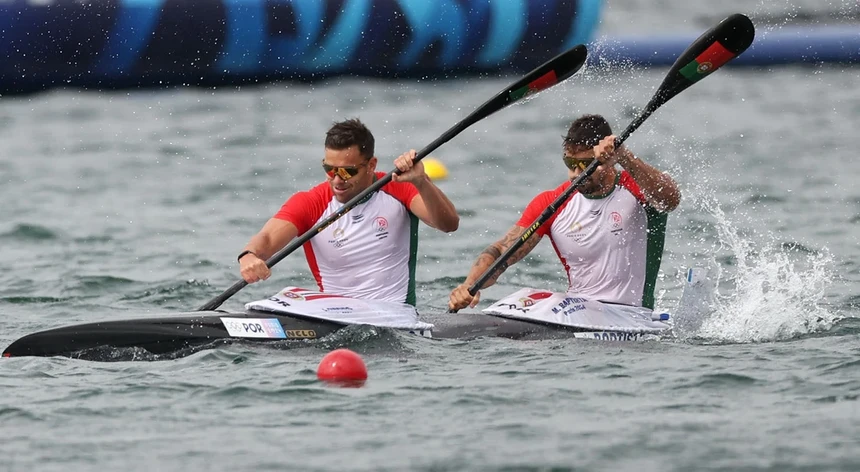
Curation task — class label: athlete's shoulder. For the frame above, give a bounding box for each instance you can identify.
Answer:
[516,182,573,235]
[274,181,332,227]
[618,171,647,203]
[379,171,419,206]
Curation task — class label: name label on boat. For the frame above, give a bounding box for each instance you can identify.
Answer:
[573,331,644,342]
[221,317,287,339]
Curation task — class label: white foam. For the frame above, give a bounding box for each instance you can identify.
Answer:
[693,198,841,343]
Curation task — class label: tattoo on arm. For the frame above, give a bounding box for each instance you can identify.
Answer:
[479,245,502,260]
[505,228,542,266]
[481,226,541,283]
[471,246,501,271]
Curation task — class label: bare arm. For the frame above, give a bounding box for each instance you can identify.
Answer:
[617,150,681,212]
[408,175,460,232]
[464,225,542,287]
[448,225,543,310]
[239,218,299,283]
[594,135,681,212]
[393,149,459,232]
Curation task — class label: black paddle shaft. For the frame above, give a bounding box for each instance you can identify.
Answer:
[457,14,755,307]
[197,44,590,312]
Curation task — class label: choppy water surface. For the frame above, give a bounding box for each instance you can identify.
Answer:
[3,1,860,470]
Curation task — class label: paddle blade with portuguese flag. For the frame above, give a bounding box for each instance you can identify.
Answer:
[466,44,588,124]
[651,13,755,109]
[508,62,568,101]
[506,43,587,102]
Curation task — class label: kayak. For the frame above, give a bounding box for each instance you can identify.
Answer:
[3,285,676,360]
[2,309,619,359]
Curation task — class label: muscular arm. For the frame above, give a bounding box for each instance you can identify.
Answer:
[408,175,460,232]
[392,150,459,233]
[242,218,299,261]
[464,225,543,288]
[448,224,542,310]
[618,151,681,212]
[594,137,681,212]
[238,217,300,283]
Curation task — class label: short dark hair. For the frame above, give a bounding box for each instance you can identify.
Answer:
[325,119,375,160]
[563,114,613,151]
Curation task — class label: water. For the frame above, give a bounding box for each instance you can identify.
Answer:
[3,1,860,471]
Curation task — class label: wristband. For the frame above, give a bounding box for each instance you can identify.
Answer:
[237,250,256,262]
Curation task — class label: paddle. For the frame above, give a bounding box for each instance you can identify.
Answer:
[197,44,589,312]
[452,13,755,312]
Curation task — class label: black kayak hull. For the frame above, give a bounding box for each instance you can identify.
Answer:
[2,310,600,359]
[2,310,336,358]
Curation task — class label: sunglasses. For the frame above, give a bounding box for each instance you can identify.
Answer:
[322,160,368,180]
[563,155,595,171]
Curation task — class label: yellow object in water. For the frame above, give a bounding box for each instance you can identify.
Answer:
[423,157,448,181]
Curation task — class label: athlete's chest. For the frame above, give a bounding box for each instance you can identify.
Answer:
[315,193,411,250]
[550,190,647,250]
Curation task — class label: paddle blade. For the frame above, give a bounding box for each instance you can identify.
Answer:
[651,13,755,110]
[463,44,588,126]
[505,44,588,101]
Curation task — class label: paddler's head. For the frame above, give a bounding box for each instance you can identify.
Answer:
[562,114,617,196]
[323,119,378,203]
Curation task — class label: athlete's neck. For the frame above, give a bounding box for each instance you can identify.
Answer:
[580,168,619,198]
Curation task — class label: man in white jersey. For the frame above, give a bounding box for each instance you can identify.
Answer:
[448,114,681,311]
[238,119,459,306]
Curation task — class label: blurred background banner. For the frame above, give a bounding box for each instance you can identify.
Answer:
[3,0,859,95]
[0,0,601,94]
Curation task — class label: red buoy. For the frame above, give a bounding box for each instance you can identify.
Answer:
[317,348,367,387]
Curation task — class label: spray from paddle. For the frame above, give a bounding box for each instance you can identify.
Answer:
[690,198,840,343]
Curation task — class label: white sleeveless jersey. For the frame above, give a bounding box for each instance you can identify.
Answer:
[516,172,668,309]
[274,173,420,305]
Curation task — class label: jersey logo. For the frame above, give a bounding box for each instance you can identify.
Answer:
[352,214,365,223]
[329,227,349,247]
[373,217,389,240]
[610,212,623,234]
[565,221,587,243]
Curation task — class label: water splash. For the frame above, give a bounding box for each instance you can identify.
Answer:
[691,197,841,344]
